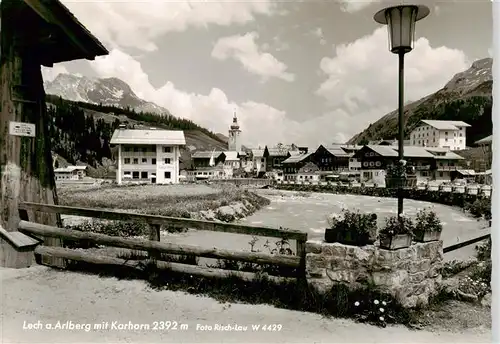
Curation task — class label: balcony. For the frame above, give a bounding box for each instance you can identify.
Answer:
[415,165,431,171]
[436,165,459,171]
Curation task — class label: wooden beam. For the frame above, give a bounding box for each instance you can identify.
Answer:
[22,0,93,59]
[443,233,490,253]
[18,221,302,268]
[34,246,294,284]
[19,202,308,241]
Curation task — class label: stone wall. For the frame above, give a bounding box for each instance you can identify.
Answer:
[306,240,443,308]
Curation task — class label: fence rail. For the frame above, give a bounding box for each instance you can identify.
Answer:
[18,202,307,281]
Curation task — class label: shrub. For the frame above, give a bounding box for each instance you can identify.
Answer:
[415,208,443,233]
[379,214,415,239]
[466,198,492,220]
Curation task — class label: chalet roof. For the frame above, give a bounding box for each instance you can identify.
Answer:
[457,169,476,176]
[110,129,186,145]
[325,147,351,157]
[251,149,265,158]
[394,146,435,158]
[267,148,289,157]
[224,151,239,160]
[365,145,399,157]
[475,135,492,145]
[23,0,108,65]
[54,165,86,173]
[191,151,223,159]
[429,151,464,160]
[283,152,313,164]
[420,120,471,130]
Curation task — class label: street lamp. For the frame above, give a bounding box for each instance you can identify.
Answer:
[374,4,430,219]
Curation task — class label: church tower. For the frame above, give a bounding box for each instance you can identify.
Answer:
[228,110,241,152]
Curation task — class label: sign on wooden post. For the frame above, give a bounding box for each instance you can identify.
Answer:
[9,121,35,137]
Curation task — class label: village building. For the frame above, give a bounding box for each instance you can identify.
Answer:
[110,128,186,185]
[54,166,87,181]
[312,145,351,172]
[355,145,465,186]
[282,152,314,181]
[265,146,291,172]
[295,162,321,183]
[250,149,268,176]
[410,120,470,150]
[223,151,240,178]
[191,151,225,169]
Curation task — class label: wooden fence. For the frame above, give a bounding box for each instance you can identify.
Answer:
[16,202,308,282]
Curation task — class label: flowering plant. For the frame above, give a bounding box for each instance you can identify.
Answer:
[378,214,415,239]
[352,297,392,328]
[415,208,443,233]
[327,209,377,235]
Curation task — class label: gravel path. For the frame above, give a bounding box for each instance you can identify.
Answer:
[0,266,490,343]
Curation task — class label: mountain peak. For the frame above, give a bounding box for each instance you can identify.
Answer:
[443,57,492,94]
[44,73,170,116]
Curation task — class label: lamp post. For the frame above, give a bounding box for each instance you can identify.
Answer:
[374,4,430,219]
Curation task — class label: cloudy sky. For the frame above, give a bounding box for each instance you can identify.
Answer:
[43,0,492,148]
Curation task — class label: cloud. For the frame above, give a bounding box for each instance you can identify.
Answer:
[338,0,381,13]
[88,49,305,146]
[62,0,276,52]
[311,27,327,46]
[211,32,295,82]
[316,27,468,139]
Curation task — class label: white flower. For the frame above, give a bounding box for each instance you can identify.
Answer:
[374,300,379,305]
[379,308,384,313]
[379,316,385,322]
[382,301,387,306]
[354,301,360,307]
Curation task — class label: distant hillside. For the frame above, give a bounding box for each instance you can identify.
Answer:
[216,133,229,143]
[45,95,227,173]
[348,58,493,146]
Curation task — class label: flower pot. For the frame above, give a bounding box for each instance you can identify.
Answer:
[379,234,412,250]
[324,228,375,246]
[413,230,441,243]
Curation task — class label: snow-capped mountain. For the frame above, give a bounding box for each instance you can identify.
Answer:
[44,73,170,115]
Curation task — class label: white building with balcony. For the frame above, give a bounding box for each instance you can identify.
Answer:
[410,120,470,150]
[110,129,186,185]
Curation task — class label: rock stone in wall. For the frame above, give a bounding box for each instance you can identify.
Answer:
[305,240,443,308]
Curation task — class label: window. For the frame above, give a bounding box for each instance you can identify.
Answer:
[164,158,171,164]
[133,158,138,164]
[445,131,448,135]
[459,133,463,137]
[141,158,148,164]
[164,171,171,179]
[132,171,139,179]
[433,138,436,142]
[163,146,172,153]
[141,171,148,179]
[124,158,130,164]
[142,147,147,153]
[152,158,156,165]
[133,147,139,152]
[445,138,448,142]
[124,146,130,152]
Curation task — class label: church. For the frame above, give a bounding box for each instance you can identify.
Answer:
[186,112,253,180]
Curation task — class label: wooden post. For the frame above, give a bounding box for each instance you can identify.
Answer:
[148,224,161,261]
[295,239,306,279]
[0,1,64,268]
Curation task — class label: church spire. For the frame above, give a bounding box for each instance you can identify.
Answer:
[230,109,240,130]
